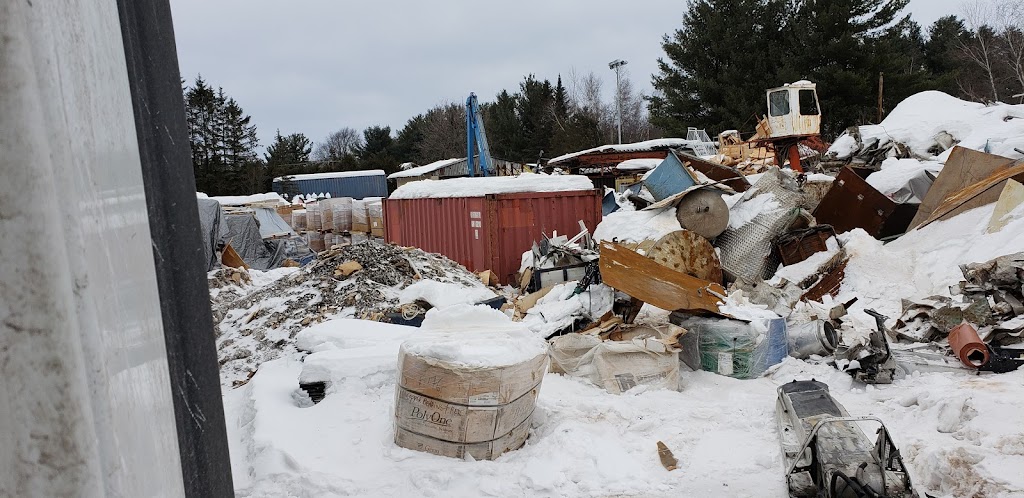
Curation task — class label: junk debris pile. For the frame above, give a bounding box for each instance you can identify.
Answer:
[210,239,491,386]
[215,88,1024,497]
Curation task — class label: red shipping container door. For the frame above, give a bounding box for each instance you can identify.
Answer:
[385,190,603,285]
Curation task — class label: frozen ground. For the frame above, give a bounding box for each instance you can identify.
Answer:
[216,203,1024,498]
[223,315,1024,497]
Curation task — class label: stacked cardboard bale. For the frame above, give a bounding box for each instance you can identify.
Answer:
[393,305,549,460]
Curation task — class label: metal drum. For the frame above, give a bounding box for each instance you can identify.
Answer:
[787,320,838,358]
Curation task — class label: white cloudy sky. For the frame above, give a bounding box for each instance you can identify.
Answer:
[169,0,964,150]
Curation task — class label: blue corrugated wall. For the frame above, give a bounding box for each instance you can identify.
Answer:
[273,175,387,199]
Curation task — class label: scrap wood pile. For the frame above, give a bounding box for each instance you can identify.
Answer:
[506,90,1024,395]
[210,239,490,385]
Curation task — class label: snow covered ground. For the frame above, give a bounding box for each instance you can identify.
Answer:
[214,198,1024,498]
[223,315,1024,497]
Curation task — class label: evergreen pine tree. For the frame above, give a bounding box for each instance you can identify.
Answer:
[516,75,555,162]
[925,16,970,95]
[264,131,312,191]
[356,126,398,175]
[483,90,521,160]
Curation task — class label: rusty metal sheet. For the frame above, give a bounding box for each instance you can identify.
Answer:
[811,166,917,238]
[623,230,724,284]
[599,241,725,314]
[801,258,847,302]
[909,146,1016,229]
[775,226,835,266]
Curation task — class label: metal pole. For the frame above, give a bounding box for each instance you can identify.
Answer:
[609,59,627,144]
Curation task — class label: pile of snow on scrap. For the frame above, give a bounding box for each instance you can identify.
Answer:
[389,172,594,199]
[826,91,1024,165]
[211,239,488,386]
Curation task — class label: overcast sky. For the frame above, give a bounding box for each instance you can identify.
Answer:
[170,0,964,151]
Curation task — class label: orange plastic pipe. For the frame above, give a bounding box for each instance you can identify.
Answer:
[948,322,990,368]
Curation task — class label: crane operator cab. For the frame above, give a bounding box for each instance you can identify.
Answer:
[766,81,821,139]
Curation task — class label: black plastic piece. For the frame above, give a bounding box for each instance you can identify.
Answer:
[116,2,234,495]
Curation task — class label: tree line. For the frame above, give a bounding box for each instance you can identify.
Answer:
[650,0,1024,139]
[184,69,651,196]
[186,0,1022,196]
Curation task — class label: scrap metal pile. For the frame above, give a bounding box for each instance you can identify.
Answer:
[509,119,1024,394]
[210,239,487,385]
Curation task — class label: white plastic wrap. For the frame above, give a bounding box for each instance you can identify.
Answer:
[306,203,323,231]
[331,197,353,232]
[291,209,308,230]
[1,2,185,494]
[352,199,369,233]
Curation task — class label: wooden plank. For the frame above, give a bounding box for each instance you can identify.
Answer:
[918,162,1024,229]
[909,147,1015,229]
[221,242,249,269]
[599,241,725,314]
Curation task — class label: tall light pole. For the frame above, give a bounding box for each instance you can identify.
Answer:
[608,59,627,144]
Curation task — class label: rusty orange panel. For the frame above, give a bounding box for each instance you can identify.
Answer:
[385,190,602,285]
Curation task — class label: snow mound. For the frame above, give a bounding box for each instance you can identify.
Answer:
[398,279,497,309]
[827,91,1024,161]
[616,158,663,171]
[593,208,681,243]
[201,192,288,206]
[389,173,594,199]
[401,304,548,368]
[294,318,418,353]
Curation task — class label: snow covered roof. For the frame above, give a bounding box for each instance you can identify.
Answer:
[198,192,288,206]
[616,158,663,171]
[388,158,462,179]
[398,162,418,170]
[388,173,594,199]
[272,169,385,182]
[547,138,706,165]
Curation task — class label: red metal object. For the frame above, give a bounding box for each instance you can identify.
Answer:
[384,190,603,285]
[948,322,990,369]
[776,226,837,266]
[812,166,919,239]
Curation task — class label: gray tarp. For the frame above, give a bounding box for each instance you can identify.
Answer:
[197,198,229,271]
[197,199,308,271]
[252,207,314,264]
[223,212,288,270]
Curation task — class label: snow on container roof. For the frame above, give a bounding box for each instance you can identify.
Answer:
[387,158,462,179]
[198,192,288,206]
[616,158,663,171]
[389,173,594,199]
[272,169,385,182]
[547,138,703,165]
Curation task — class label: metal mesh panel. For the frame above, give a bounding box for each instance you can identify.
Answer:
[717,168,805,282]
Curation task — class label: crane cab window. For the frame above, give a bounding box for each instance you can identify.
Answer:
[769,90,790,117]
[798,89,819,115]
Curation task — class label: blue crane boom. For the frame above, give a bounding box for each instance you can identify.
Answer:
[465,93,492,177]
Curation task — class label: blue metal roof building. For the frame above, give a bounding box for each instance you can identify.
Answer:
[273,170,387,199]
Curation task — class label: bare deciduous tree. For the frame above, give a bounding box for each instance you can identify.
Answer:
[996,0,1024,98]
[312,127,362,161]
[417,102,466,161]
[959,0,1003,101]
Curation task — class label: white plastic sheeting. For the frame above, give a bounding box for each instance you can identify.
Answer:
[0,1,184,496]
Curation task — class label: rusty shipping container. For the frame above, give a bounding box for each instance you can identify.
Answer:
[385,190,603,285]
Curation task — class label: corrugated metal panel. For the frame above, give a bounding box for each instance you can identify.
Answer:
[274,174,387,199]
[385,190,602,285]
